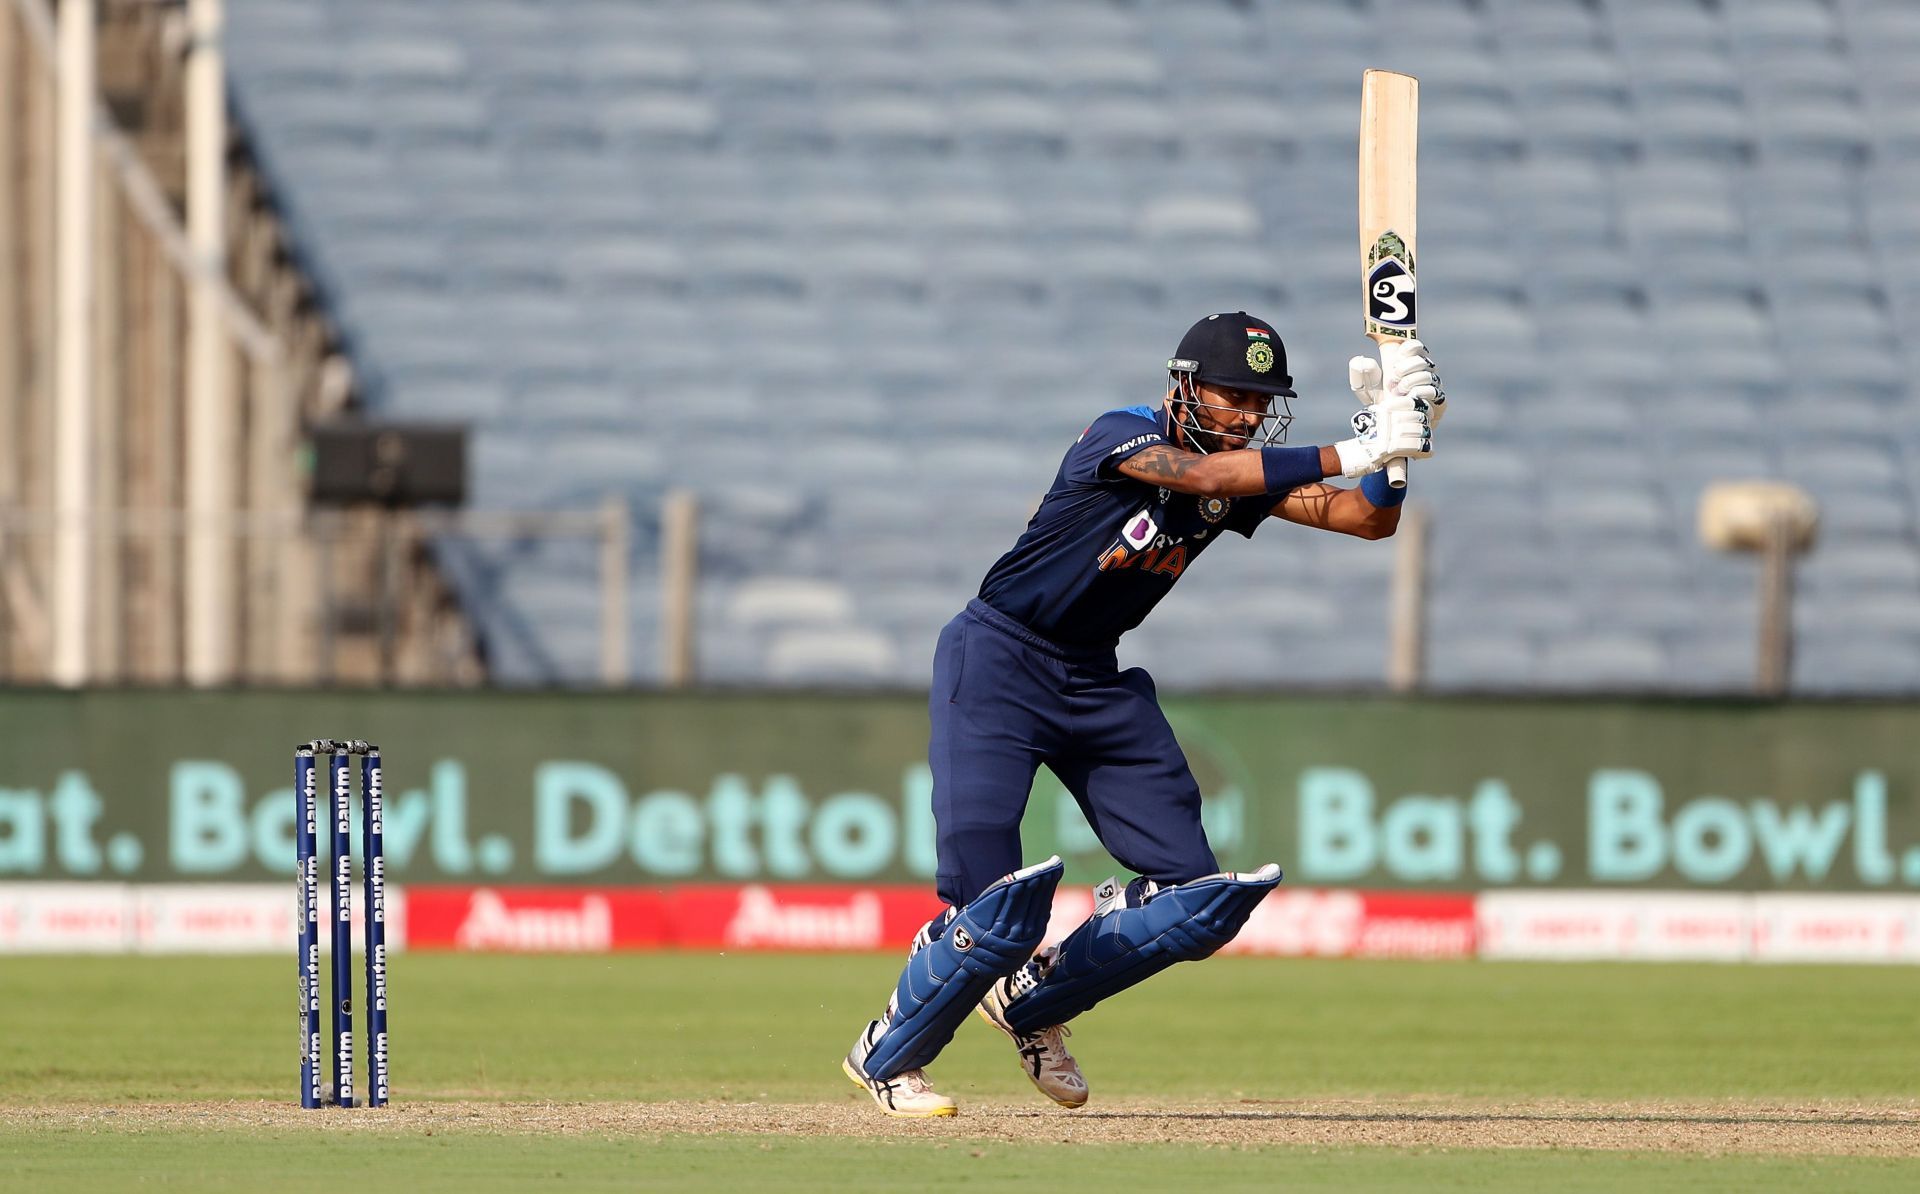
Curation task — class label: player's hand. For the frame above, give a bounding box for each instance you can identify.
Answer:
[1351,339,1445,426]
[1382,338,1445,425]
[1331,391,1431,478]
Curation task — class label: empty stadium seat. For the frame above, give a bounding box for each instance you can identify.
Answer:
[221,0,1920,693]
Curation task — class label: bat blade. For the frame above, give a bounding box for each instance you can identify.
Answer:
[1359,68,1419,487]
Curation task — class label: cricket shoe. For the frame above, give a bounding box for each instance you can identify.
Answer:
[842,1019,958,1118]
[977,965,1088,1109]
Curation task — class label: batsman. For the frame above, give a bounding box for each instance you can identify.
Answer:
[842,312,1445,1116]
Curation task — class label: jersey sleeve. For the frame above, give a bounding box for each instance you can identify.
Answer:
[1227,484,1329,538]
[1224,493,1277,538]
[1060,409,1167,486]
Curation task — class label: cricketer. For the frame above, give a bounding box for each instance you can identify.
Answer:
[842,312,1444,1116]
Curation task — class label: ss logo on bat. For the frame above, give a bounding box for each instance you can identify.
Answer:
[1367,255,1416,328]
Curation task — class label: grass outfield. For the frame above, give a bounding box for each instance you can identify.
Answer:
[2,953,1918,1191]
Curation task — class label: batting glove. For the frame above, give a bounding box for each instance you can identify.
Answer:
[1376,338,1445,425]
[1331,391,1431,478]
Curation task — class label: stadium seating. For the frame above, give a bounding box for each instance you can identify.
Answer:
[225,0,1920,693]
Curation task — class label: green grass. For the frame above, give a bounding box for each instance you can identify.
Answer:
[3,953,1919,1191]
[5,1128,1918,1194]
[3,953,1917,1102]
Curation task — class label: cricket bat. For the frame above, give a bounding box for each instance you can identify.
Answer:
[1359,69,1418,489]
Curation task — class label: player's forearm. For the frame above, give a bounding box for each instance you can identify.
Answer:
[1119,444,1331,498]
[1269,475,1405,538]
[1347,472,1404,539]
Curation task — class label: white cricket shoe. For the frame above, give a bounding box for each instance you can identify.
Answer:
[977,973,1089,1109]
[841,1019,958,1118]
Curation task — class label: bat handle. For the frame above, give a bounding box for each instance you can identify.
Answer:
[1367,335,1412,490]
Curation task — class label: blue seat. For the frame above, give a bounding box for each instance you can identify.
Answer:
[1493,0,1606,49]
[562,236,690,299]
[1137,194,1261,242]
[1753,91,1869,160]
[916,3,1027,46]
[701,45,814,100]
[1604,0,1723,51]
[807,240,930,306]
[1668,635,1761,693]
[346,38,468,86]
[1158,245,1288,315]
[219,0,1920,691]
[950,95,1069,158]
[1793,633,1920,695]
[826,96,953,156]
[574,42,701,92]
[794,0,911,46]
[1140,0,1260,48]
[600,94,720,151]
[1428,635,1539,690]
[1049,45,1165,98]
[1726,0,1840,54]
[1800,542,1920,593]
[1255,0,1369,49]
[929,242,1049,309]
[1539,634,1671,691]
[677,0,793,41]
[932,46,1054,98]
[1071,97,1182,159]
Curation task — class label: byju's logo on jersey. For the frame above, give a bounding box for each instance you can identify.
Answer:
[1121,509,1158,549]
[1098,507,1189,579]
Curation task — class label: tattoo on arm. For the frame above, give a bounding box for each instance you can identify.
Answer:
[1271,482,1400,539]
[1274,482,1341,528]
[1116,444,1203,486]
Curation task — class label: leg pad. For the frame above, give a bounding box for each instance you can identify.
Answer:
[1002,864,1281,1035]
[863,856,1063,1080]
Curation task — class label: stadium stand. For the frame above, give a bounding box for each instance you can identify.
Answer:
[223,0,1920,693]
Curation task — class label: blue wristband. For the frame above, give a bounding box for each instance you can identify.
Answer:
[1361,468,1407,508]
[1259,445,1324,494]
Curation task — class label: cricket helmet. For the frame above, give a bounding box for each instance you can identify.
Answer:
[1165,312,1295,453]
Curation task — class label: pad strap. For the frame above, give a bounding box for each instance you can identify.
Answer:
[1001,865,1281,1035]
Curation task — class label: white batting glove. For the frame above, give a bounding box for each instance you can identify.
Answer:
[1379,338,1445,425]
[1331,391,1431,478]
[1348,353,1386,408]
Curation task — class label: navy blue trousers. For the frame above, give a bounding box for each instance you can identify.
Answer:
[929,599,1219,908]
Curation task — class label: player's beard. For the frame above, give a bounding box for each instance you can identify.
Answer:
[1175,407,1232,455]
[1193,416,1252,454]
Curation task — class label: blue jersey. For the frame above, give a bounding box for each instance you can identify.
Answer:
[977,406,1288,649]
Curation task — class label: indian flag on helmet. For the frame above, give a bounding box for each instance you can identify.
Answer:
[1245,327,1270,339]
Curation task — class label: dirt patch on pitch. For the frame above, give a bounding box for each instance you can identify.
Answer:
[6,1097,1920,1157]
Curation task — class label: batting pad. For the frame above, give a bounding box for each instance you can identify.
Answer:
[863,855,1064,1080]
[1002,864,1282,1035]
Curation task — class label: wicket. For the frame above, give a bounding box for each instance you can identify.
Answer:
[295,739,389,1108]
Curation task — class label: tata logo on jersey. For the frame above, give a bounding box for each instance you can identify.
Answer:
[1098,508,1188,578]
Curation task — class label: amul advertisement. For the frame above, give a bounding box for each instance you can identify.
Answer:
[1,690,1919,892]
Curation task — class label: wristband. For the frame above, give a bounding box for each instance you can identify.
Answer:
[1259,445,1324,494]
[1361,467,1407,508]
